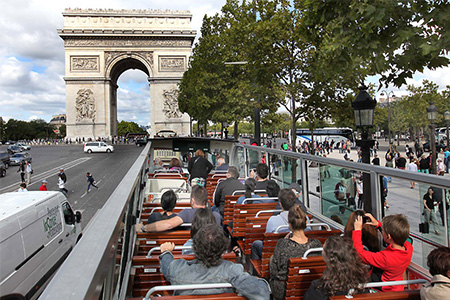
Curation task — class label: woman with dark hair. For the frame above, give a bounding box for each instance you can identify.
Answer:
[269,205,322,300]
[147,190,177,224]
[344,210,380,253]
[182,208,217,254]
[237,178,262,204]
[159,225,270,299]
[304,236,369,299]
[169,158,183,173]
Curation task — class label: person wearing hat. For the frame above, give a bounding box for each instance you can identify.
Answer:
[39,180,48,191]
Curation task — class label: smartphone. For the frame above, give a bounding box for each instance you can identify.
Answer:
[362,216,371,224]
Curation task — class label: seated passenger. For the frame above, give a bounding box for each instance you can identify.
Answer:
[251,189,298,260]
[169,158,183,173]
[216,157,229,172]
[182,208,217,255]
[353,213,413,291]
[420,246,450,299]
[136,185,221,232]
[250,163,270,190]
[304,236,369,299]
[237,178,262,204]
[159,225,270,300]
[149,157,164,173]
[147,190,178,224]
[213,166,244,216]
[269,205,322,300]
[344,210,380,253]
[274,182,306,214]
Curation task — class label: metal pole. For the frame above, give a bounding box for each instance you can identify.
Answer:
[446,120,449,148]
[430,123,437,174]
[254,106,261,146]
[388,99,392,145]
[357,130,375,213]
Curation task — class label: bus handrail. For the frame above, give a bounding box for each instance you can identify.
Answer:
[302,247,323,259]
[147,246,192,257]
[144,283,234,300]
[255,209,282,217]
[242,197,278,204]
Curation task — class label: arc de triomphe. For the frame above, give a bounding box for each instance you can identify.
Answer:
[58,8,195,139]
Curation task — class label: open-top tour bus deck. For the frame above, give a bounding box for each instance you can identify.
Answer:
[40,137,450,300]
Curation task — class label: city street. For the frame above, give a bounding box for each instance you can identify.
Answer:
[0,144,143,229]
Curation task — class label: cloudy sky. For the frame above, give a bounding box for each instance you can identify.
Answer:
[0,0,448,126]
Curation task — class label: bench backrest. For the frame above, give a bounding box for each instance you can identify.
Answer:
[285,256,327,299]
[231,203,278,238]
[243,216,270,255]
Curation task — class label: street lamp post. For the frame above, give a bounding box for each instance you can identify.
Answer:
[444,110,450,148]
[352,83,377,213]
[427,102,438,174]
[380,90,395,145]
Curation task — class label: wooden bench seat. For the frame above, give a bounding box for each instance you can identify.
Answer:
[231,203,278,239]
[285,256,327,299]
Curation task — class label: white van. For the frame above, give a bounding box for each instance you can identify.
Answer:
[0,191,82,300]
[83,142,114,153]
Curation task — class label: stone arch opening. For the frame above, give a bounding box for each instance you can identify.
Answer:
[107,56,152,135]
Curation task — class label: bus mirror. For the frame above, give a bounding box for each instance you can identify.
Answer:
[75,211,82,223]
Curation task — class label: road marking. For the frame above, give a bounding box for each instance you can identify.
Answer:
[0,157,92,193]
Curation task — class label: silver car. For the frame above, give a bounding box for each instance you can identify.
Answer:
[9,153,32,166]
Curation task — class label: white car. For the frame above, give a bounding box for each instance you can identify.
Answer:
[16,143,31,151]
[84,142,114,153]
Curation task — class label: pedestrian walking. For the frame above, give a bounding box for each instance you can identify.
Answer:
[86,172,99,192]
[407,158,418,189]
[58,174,68,196]
[39,180,48,191]
[59,168,67,183]
[17,182,28,192]
[25,161,33,184]
[17,162,25,182]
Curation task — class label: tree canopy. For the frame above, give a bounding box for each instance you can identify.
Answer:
[178,0,450,145]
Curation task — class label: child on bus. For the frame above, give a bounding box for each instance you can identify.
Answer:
[353,213,413,292]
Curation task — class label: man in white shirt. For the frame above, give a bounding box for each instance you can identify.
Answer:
[25,161,33,184]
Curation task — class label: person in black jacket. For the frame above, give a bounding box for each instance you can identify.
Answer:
[213,166,244,216]
[188,149,213,182]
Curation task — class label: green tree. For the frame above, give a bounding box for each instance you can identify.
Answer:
[117,121,144,136]
[299,0,449,88]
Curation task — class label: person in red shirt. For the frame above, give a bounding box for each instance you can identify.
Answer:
[353,213,413,292]
[39,180,48,191]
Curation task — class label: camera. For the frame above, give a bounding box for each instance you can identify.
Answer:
[362,216,371,224]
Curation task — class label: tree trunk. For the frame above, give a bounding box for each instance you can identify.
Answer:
[234,122,239,140]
